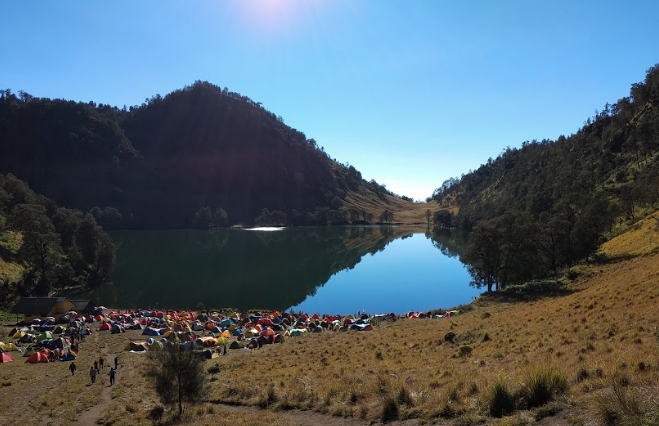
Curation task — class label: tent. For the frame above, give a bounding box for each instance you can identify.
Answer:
[229,341,244,350]
[98,323,111,331]
[148,341,164,351]
[0,342,19,351]
[60,352,76,361]
[127,342,149,352]
[110,324,125,334]
[25,352,49,363]
[47,337,70,350]
[12,331,27,339]
[0,353,14,363]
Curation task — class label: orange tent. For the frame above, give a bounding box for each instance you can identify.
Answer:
[25,352,49,363]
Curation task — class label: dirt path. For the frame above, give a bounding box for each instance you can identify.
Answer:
[215,402,425,426]
[74,332,119,426]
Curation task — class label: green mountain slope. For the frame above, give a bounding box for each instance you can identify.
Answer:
[0,83,406,229]
[431,64,659,290]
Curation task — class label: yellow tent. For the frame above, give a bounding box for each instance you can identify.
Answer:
[220,330,231,338]
[0,342,19,351]
[12,331,26,339]
[148,341,164,351]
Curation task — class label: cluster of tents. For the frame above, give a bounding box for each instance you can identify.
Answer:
[2,326,78,363]
[83,310,378,356]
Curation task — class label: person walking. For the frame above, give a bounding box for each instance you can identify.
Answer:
[69,361,77,376]
[94,360,98,372]
[108,367,116,386]
[90,366,97,384]
[114,355,118,369]
[99,356,104,370]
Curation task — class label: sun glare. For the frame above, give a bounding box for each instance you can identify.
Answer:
[236,0,327,39]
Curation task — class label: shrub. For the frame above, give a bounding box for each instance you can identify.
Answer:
[381,397,399,423]
[459,345,473,357]
[397,386,412,407]
[444,332,456,342]
[521,367,568,408]
[147,406,164,422]
[488,379,515,417]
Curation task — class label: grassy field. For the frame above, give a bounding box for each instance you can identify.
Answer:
[1,214,658,426]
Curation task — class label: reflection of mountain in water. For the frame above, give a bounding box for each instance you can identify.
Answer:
[68,226,416,310]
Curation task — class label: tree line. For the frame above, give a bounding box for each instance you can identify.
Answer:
[0,83,407,230]
[0,174,115,307]
[430,64,659,292]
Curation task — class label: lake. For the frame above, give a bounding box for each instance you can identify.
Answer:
[68,226,480,314]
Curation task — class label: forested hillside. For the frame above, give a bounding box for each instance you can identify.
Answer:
[0,174,115,308]
[431,64,659,291]
[0,83,401,229]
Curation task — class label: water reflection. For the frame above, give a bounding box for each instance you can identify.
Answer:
[65,226,477,313]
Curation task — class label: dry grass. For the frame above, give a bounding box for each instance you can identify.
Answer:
[1,214,659,425]
[344,191,438,224]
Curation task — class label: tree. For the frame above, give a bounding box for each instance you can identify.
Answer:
[76,213,101,265]
[193,207,212,229]
[9,204,63,295]
[147,344,206,414]
[211,207,228,228]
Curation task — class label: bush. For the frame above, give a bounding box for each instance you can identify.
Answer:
[459,345,473,357]
[521,367,568,408]
[381,397,399,423]
[488,379,515,417]
[147,406,164,422]
[444,331,456,342]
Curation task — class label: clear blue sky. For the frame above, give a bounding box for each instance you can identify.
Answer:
[2,1,658,201]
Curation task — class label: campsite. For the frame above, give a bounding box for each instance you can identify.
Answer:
[0,214,658,426]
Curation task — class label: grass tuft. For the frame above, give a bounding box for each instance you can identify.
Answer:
[488,378,515,418]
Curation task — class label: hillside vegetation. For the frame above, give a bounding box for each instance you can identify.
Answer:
[430,65,659,293]
[0,84,418,229]
[0,174,115,308]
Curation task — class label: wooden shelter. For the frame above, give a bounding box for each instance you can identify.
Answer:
[10,297,76,323]
[70,300,98,314]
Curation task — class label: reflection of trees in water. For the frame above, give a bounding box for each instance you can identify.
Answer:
[427,229,469,259]
[98,226,416,311]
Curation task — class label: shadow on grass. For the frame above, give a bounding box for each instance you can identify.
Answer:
[479,279,574,303]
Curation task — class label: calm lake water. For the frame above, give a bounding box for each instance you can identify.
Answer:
[69,226,480,314]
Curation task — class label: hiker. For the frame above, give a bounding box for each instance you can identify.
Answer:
[108,367,116,386]
[223,344,227,356]
[69,361,77,376]
[94,360,98,372]
[90,366,97,384]
[99,356,104,370]
[114,356,118,369]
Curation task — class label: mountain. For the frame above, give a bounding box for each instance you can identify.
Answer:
[0,83,411,229]
[431,64,659,290]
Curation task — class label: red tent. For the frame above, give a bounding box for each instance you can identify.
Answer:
[0,353,14,363]
[98,323,111,331]
[25,352,49,363]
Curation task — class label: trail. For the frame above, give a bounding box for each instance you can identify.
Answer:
[214,403,423,426]
[74,332,119,426]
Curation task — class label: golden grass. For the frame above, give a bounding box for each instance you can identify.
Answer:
[1,214,658,425]
[344,191,439,224]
